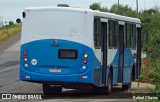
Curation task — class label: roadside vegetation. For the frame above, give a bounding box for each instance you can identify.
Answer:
[0,21,21,43]
[90,2,160,97]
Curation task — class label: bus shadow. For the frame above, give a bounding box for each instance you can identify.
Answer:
[42,86,133,99]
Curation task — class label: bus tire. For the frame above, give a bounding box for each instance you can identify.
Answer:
[43,84,62,95]
[122,83,131,91]
[106,71,112,94]
[92,71,112,95]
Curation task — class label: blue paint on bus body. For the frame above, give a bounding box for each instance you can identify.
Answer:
[20,39,100,84]
[111,49,135,85]
[20,39,136,86]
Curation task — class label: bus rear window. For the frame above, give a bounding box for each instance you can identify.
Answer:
[58,49,78,59]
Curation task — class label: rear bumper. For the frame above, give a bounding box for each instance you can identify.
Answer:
[20,66,93,84]
[31,72,78,82]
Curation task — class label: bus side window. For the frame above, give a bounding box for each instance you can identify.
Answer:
[108,20,119,48]
[108,20,113,48]
[115,22,119,48]
[131,25,136,49]
[94,18,101,48]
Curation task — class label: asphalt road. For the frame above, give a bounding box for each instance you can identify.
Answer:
[0,34,155,102]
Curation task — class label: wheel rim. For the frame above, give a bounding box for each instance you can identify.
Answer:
[108,74,111,92]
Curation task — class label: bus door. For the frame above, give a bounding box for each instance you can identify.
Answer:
[136,24,141,78]
[118,21,125,82]
[100,18,108,86]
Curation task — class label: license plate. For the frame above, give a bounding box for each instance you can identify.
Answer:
[49,69,61,73]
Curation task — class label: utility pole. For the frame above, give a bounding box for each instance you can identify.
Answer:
[136,0,138,14]
[118,0,119,11]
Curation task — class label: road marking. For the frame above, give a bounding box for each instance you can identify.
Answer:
[0,65,18,73]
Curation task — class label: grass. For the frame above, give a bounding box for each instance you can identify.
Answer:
[0,24,21,43]
[139,60,160,101]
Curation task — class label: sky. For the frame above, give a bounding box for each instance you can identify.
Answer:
[0,0,160,22]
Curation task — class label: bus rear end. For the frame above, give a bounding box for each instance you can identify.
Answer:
[20,7,94,94]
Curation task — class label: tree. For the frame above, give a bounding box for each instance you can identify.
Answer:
[90,2,101,10]
[110,4,137,17]
[101,7,109,12]
[90,2,109,12]
[90,3,137,17]
[143,9,157,14]
[9,21,14,26]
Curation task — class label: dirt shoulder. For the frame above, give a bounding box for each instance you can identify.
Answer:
[0,32,20,53]
[130,81,155,93]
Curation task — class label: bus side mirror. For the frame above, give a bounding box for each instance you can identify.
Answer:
[16,18,21,23]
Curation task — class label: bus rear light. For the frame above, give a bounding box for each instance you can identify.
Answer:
[23,52,27,56]
[78,76,88,79]
[24,64,28,68]
[22,76,30,78]
[78,76,83,78]
[24,58,28,62]
[84,54,88,58]
[83,60,87,64]
[82,66,87,70]
[22,76,26,78]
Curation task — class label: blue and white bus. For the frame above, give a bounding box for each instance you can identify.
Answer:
[19,5,141,95]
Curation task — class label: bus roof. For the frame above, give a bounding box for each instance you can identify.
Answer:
[24,6,141,24]
[93,11,141,24]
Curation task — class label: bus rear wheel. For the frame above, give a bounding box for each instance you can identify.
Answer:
[93,72,112,95]
[43,84,62,95]
[106,72,112,94]
[122,83,131,91]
